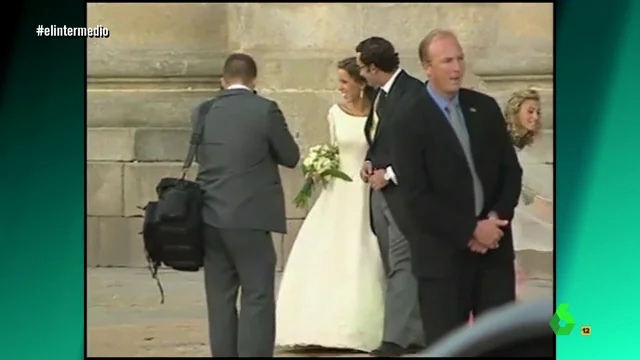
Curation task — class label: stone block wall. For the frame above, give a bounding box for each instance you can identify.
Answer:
[87,3,553,274]
[86,3,226,266]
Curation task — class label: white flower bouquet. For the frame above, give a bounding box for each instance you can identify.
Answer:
[293,143,352,209]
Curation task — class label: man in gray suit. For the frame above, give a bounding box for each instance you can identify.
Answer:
[193,53,300,357]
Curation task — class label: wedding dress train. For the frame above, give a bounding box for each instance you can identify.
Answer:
[275,104,386,352]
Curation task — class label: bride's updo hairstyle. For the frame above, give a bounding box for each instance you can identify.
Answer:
[337,57,375,102]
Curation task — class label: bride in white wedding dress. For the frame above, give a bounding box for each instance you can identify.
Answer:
[275,57,385,352]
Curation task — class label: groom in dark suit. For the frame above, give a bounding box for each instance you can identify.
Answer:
[194,53,300,357]
[390,30,523,348]
[355,37,427,356]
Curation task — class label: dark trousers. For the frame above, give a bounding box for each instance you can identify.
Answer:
[418,257,516,348]
[202,225,277,357]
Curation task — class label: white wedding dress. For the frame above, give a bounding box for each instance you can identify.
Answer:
[275,104,386,352]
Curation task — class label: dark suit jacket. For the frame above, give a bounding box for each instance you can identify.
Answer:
[192,89,300,234]
[363,70,429,235]
[391,85,522,278]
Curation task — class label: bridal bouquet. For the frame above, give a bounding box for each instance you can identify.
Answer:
[293,143,352,209]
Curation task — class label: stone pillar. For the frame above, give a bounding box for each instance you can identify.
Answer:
[86,3,227,266]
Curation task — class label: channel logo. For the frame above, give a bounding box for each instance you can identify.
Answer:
[550,303,590,336]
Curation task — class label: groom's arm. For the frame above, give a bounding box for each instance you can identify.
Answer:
[391,102,476,249]
[363,135,398,185]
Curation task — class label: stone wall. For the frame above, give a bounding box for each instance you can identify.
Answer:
[86,3,228,266]
[87,3,553,273]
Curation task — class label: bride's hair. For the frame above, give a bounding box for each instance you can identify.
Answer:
[337,57,375,102]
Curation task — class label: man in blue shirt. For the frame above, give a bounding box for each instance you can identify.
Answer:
[390,29,523,348]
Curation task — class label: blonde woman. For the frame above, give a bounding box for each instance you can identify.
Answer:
[505,89,543,150]
[503,88,548,247]
[504,89,545,292]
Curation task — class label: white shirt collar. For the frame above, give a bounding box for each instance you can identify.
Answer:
[227,84,252,91]
[380,68,403,94]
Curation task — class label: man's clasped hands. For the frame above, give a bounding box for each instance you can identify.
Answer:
[359,161,509,255]
[468,212,508,254]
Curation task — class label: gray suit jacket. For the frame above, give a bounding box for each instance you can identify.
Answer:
[192,89,300,234]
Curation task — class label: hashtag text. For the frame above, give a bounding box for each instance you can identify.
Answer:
[36,25,110,38]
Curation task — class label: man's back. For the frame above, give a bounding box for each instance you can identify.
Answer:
[200,53,299,358]
[194,88,299,234]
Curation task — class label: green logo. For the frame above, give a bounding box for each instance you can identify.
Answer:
[550,303,576,335]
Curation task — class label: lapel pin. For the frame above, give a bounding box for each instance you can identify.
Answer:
[469,107,477,112]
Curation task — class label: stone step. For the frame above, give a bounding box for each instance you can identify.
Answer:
[87,162,307,218]
[87,215,303,269]
[87,162,197,217]
[87,216,147,268]
[88,211,552,284]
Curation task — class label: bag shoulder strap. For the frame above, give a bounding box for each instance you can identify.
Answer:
[181,99,216,174]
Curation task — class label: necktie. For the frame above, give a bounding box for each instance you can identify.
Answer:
[446,101,484,215]
[369,90,387,139]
